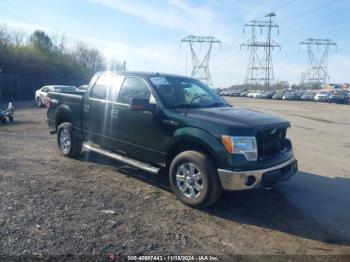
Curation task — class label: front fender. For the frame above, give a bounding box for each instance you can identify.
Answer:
[167,127,229,168]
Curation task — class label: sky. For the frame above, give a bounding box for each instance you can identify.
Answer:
[0,0,349,87]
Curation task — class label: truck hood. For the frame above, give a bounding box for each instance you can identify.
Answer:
[181,106,290,130]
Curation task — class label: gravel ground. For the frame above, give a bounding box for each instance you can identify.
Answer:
[0,101,350,258]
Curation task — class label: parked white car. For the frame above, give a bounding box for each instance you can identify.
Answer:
[247,91,263,98]
[247,91,257,98]
[35,85,76,107]
[253,91,264,98]
[314,91,329,102]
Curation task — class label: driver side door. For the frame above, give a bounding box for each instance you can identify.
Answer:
[110,76,168,165]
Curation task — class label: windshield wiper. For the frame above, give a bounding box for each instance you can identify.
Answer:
[203,102,230,108]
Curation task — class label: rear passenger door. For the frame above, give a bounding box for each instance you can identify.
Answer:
[82,75,124,147]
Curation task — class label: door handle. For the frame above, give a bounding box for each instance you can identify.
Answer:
[84,104,90,112]
[162,119,178,126]
[111,109,119,117]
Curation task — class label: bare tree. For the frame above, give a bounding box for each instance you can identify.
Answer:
[0,25,11,47]
[276,81,290,90]
[51,32,67,53]
[11,30,26,46]
[72,42,105,71]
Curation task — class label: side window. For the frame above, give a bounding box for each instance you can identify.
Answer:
[91,77,108,100]
[117,77,151,104]
[91,75,123,101]
[42,87,48,92]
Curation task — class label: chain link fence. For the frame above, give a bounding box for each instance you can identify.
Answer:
[0,73,84,103]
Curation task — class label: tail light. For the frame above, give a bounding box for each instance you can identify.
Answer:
[46,97,51,110]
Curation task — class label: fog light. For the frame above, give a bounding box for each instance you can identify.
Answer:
[244,175,256,187]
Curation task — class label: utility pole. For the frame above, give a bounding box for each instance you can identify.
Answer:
[181,35,221,88]
[123,60,127,71]
[299,38,337,89]
[265,12,276,90]
[241,13,280,90]
[241,21,265,90]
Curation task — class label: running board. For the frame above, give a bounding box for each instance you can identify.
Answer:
[83,144,160,174]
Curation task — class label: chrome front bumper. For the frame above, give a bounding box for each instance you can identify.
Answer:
[218,157,298,190]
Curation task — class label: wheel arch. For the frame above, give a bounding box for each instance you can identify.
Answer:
[55,105,73,128]
[165,128,226,168]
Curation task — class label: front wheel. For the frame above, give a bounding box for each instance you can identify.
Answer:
[57,122,82,158]
[169,151,222,208]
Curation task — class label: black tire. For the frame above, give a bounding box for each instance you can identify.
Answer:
[8,116,13,122]
[57,122,82,158]
[1,117,6,124]
[169,150,222,208]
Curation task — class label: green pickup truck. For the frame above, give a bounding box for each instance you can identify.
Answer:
[46,71,298,207]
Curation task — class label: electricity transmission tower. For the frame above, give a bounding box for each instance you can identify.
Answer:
[181,36,221,87]
[241,13,280,90]
[299,38,337,88]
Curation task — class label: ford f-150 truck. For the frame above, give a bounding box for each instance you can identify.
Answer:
[46,71,298,207]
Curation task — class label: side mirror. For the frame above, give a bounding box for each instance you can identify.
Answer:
[130,98,150,111]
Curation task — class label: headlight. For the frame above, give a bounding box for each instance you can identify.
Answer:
[222,135,258,161]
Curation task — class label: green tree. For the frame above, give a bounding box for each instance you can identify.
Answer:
[0,25,110,100]
[29,30,53,52]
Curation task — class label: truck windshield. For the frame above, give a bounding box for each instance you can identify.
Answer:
[149,76,229,109]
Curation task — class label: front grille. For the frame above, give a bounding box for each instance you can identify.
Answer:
[256,127,287,160]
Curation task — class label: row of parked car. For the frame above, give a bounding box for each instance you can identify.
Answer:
[219,89,350,104]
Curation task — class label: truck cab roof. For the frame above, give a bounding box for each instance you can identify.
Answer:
[95,71,191,79]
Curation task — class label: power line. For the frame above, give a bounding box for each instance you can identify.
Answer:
[279,0,344,29]
[203,0,242,29]
[213,0,270,34]
[277,0,346,42]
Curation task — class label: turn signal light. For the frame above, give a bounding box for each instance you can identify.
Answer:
[222,135,234,154]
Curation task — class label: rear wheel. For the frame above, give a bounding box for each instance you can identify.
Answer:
[0,116,6,124]
[169,150,222,208]
[57,122,82,158]
[8,116,13,122]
